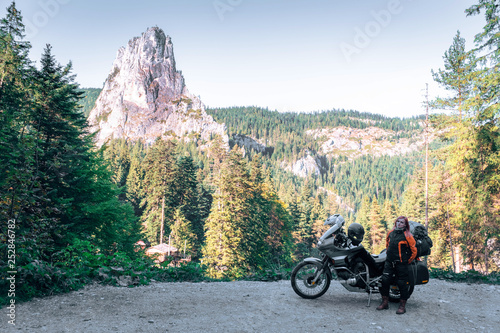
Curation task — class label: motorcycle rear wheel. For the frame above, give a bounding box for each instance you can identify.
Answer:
[291,261,331,299]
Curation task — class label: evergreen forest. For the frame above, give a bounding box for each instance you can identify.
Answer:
[1,1,499,304]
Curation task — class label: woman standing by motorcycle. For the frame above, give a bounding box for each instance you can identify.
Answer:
[376,216,417,314]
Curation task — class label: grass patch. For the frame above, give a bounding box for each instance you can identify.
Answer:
[430,267,500,284]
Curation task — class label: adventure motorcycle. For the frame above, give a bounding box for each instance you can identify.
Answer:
[290,214,429,306]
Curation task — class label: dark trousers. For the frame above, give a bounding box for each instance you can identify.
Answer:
[380,260,410,300]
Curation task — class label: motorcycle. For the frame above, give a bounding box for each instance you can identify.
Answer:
[290,214,429,306]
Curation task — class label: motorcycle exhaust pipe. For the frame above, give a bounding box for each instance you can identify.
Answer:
[347,277,357,286]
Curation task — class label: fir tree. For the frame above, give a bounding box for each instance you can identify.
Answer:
[170,207,197,256]
[175,154,204,253]
[381,198,398,230]
[0,1,33,223]
[202,149,253,278]
[103,139,131,188]
[140,138,177,245]
[368,196,385,254]
[126,140,146,216]
[31,45,139,252]
[356,196,372,250]
[431,30,476,119]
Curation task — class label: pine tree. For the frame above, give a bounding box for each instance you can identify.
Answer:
[196,168,212,241]
[140,138,177,245]
[245,155,270,269]
[1,30,140,261]
[425,162,462,270]
[381,198,398,230]
[325,191,340,216]
[293,178,315,253]
[32,45,139,252]
[0,1,33,224]
[368,196,385,254]
[356,196,372,250]
[399,166,426,222]
[170,207,197,256]
[202,149,253,278]
[420,1,500,272]
[103,138,131,188]
[464,1,500,272]
[175,154,203,253]
[261,174,295,265]
[249,155,295,267]
[126,140,145,216]
[26,45,86,247]
[0,1,30,94]
[286,191,300,226]
[206,134,227,188]
[431,30,476,119]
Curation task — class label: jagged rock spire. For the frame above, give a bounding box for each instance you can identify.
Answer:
[88,27,227,147]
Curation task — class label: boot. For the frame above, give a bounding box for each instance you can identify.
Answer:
[376,296,389,310]
[396,299,407,314]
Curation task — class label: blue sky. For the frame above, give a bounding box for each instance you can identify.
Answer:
[9,0,486,118]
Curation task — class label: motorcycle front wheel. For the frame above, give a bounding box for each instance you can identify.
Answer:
[291,261,331,299]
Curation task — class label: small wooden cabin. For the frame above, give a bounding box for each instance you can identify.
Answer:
[145,243,179,263]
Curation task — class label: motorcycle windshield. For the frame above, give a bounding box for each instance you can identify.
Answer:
[319,224,339,242]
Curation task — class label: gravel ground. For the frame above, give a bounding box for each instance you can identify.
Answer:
[2,279,499,333]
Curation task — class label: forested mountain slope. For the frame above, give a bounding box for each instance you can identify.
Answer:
[205,106,432,211]
[79,89,431,215]
[79,88,101,117]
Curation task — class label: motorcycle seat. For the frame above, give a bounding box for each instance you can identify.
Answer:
[371,250,387,264]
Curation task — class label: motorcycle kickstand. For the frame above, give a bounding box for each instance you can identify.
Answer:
[364,269,372,307]
[366,288,372,307]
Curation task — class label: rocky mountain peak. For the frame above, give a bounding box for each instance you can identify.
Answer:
[88,27,227,147]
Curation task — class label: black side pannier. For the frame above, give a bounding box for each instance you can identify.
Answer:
[408,260,429,285]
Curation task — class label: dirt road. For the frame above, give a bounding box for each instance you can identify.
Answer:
[3,279,499,332]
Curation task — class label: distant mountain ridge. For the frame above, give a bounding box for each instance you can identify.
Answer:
[81,88,432,180]
[205,106,431,178]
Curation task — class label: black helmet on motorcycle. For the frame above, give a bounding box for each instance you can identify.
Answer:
[347,223,365,246]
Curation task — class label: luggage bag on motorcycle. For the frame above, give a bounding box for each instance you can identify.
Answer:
[408,260,429,285]
[409,220,433,257]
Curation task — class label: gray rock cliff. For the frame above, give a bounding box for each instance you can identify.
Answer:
[306,125,435,159]
[282,149,327,178]
[88,27,228,147]
[231,134,274,156]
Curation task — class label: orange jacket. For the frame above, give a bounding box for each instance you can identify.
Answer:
[386,228,417,263]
